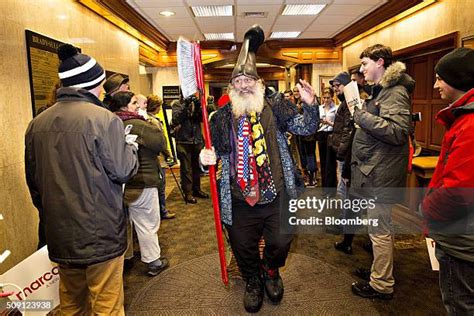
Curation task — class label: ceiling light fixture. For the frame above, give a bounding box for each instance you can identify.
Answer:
[159,11,175,17]
[270,32,301,39]
[244,12,266,18]
[204,33,235,40]
[282,4,326,16]
[191,5,233,17]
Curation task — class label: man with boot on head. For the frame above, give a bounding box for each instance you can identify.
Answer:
[199,25,319,313]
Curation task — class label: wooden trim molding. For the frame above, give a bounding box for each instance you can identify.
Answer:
[333,0,423,46]
[96,0,169,49]
[204,67,286,82]
[347,32,457,73]
[265,39,335,49]
[394,32,458,59]
[78,0,169,51]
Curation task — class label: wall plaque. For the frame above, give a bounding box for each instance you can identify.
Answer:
[25,30,80,117]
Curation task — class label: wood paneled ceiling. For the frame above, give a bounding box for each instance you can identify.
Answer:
[79,0,426,68]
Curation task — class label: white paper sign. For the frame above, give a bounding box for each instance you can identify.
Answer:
[425,237,440,271]
[343,81,363,115]
[0,246,59,315]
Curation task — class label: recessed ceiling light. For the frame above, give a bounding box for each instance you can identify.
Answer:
[56,14,68,20]
[160,11,176,17]
[191,5,233,17]
[204,33,235,40]
[270,32,301,39]
[282,4,326,16]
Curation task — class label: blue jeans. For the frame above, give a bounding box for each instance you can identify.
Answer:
[297,137,317,173]
[436,246,474,315]
[336,161,347,198]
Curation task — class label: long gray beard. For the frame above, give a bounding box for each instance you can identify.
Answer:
[229,83,265,117]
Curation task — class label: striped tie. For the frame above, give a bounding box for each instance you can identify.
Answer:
[237,115,259,205]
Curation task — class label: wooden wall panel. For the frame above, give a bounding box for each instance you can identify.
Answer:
[412,102,429,146]
[430,103,446,150]
[412,58,428,100]
[400,37,456,153]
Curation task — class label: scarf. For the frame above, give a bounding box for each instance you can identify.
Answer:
[114,111,146,122]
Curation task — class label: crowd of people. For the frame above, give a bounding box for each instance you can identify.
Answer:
[24,24,473,315]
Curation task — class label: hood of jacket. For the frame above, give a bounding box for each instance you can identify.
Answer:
[379,61,415,94]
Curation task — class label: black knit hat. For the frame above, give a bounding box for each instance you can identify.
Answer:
[435,47,474,92]
[329,71,351,86]
[57,44,105,90]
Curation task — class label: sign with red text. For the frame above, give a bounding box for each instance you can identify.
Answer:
[0,246,59,315]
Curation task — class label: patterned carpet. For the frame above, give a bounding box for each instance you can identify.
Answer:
[123,173,446,315]
[127,253,380,315]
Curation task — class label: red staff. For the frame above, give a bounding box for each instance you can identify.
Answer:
[177,38,228,285]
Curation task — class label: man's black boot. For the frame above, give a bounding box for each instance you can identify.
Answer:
[243,275,264,313]
[262,265,284,304]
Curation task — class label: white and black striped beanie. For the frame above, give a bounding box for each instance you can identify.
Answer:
[57,44,105,90]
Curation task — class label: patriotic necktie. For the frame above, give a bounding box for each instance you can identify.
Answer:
[237,115,259,206]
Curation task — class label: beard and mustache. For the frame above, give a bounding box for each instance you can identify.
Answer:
[228,80,265,117]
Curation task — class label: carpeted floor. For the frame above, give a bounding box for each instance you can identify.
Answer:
[123,173,446,315]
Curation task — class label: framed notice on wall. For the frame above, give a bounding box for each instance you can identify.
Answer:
[162,85,180,108]
[25,30,80,117]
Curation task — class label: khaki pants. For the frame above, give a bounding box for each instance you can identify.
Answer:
[368,203,395,294]
[58,254,125,315]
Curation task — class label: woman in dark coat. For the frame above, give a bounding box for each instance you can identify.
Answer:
[110,91,169,276]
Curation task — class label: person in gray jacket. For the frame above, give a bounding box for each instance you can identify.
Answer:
[349,44,414,300]
[25,44,138,315]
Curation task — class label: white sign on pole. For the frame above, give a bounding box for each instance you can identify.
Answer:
[425,237,440,271]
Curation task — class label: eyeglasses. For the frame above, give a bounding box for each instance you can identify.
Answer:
[332,83,341,88]
[232,77,256,86]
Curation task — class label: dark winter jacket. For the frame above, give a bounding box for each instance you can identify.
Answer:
[350,62,414,203]
[422,88,474,262]
[171,96,203,144]
[115,112,167,199]
[328,99,354,161]
[25,87,138,265]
